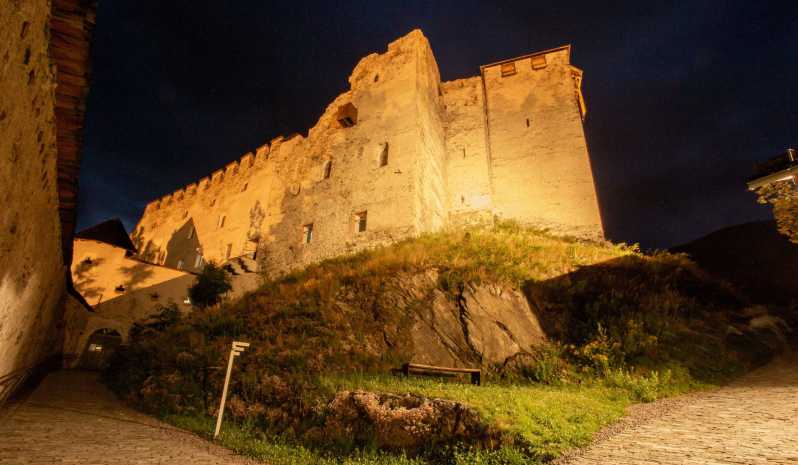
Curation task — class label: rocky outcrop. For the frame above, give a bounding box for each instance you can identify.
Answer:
[403,272,546,370]
[318,390,502,451]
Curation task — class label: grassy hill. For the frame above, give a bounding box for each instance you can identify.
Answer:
[672,220,798,306]
[105,222,781,465]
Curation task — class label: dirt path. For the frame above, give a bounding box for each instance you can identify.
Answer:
[562,354,798,465]
[0,370,256,465]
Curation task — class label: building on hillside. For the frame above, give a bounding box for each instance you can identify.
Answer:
[65,218,265,368]
[64,219,196,368]
[131,29,604,279]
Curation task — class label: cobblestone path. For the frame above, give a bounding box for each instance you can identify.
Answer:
[564,354,798,465]
[0,370,256,464]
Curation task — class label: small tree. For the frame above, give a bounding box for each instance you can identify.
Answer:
[188,263,232,308]
[755,181,798,244]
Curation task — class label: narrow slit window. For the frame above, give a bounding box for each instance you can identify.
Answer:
[218,215,226,228]
[194,254,203,269]
[526,118,530,128]
[226,243,232,259]
[323,160,332,179]
[379,143,389,167]
[356,211,367,233]
[303,223,314,244]
[241,183,248,192]
[187,226,194,239]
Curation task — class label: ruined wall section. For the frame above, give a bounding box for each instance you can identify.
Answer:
[134,144,271,271]
[0,0,66,394]
[134,30,442,277]
[412,32,447,233]
[441,77,493,225]
[483,47,603,238]
[260,30,435,275]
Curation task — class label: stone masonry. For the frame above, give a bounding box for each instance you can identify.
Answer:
[1,0,66,400]
[132,30,604,278]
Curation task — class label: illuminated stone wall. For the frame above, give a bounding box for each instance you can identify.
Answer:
[133,30,604,279]
[483,48,603,237]
[71,238,192,307]
[0,0,65,393]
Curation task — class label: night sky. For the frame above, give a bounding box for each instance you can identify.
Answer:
[77,1,798,249]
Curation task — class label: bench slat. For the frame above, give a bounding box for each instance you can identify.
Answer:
[400,363,482,385]
[406,363,479,374]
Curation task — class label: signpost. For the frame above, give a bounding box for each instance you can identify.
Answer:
[214,340,250,439]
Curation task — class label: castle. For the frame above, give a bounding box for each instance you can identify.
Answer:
[132,30,603,277]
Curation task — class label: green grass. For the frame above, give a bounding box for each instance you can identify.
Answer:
[165,413,426,465]
[164,368,712,465]
[275,221,635,292]
[323,374,630,460]
[106,222,756,465]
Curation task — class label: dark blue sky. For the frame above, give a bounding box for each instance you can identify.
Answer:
[78,0,798,249]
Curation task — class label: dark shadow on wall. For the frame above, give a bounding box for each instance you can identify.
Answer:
[72,257,106,301]
[164,219,201,271]
[118,262,155,291]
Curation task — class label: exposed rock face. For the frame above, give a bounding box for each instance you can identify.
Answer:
[321,390,501,451]
[335,269,546,370]
[411,281,546,368]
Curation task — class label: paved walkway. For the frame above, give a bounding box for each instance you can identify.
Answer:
[564,354,798,465]
[0,370,256,465]
[2,358,797,464]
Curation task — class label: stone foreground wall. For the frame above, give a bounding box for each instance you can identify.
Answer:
[0,0,65,398]
[134,30,605,279]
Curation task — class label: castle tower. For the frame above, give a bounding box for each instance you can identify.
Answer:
[480,46,604,238]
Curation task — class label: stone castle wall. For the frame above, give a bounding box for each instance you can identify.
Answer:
[0,0,65,394]
[483,47,603,237]
[133,30,604,278]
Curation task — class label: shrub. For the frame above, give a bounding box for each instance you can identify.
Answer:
[604,368,665,402]
[189,262,232,308]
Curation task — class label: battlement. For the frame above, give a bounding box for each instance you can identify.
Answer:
[134,30,603,277]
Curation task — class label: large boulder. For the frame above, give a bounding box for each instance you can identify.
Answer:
[410,278,546,369]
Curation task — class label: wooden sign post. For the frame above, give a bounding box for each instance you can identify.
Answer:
[214,340,250,439]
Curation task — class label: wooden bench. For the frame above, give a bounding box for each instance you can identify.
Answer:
[399,363,482,386]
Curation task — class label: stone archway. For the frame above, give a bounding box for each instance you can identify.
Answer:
[78,328,122,370]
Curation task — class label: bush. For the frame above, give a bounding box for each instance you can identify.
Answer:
[189,262,232,308]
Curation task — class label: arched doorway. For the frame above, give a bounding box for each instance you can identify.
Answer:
[79,328,122,370]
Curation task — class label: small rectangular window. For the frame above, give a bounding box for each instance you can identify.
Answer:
[177,259,184,270]
[500,62,517,77]
[531,55,547,70]
[303,223,314,243]
[356,211,367,233]
[194,254,203,268]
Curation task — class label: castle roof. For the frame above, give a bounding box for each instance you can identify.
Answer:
[75,218,137,252]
